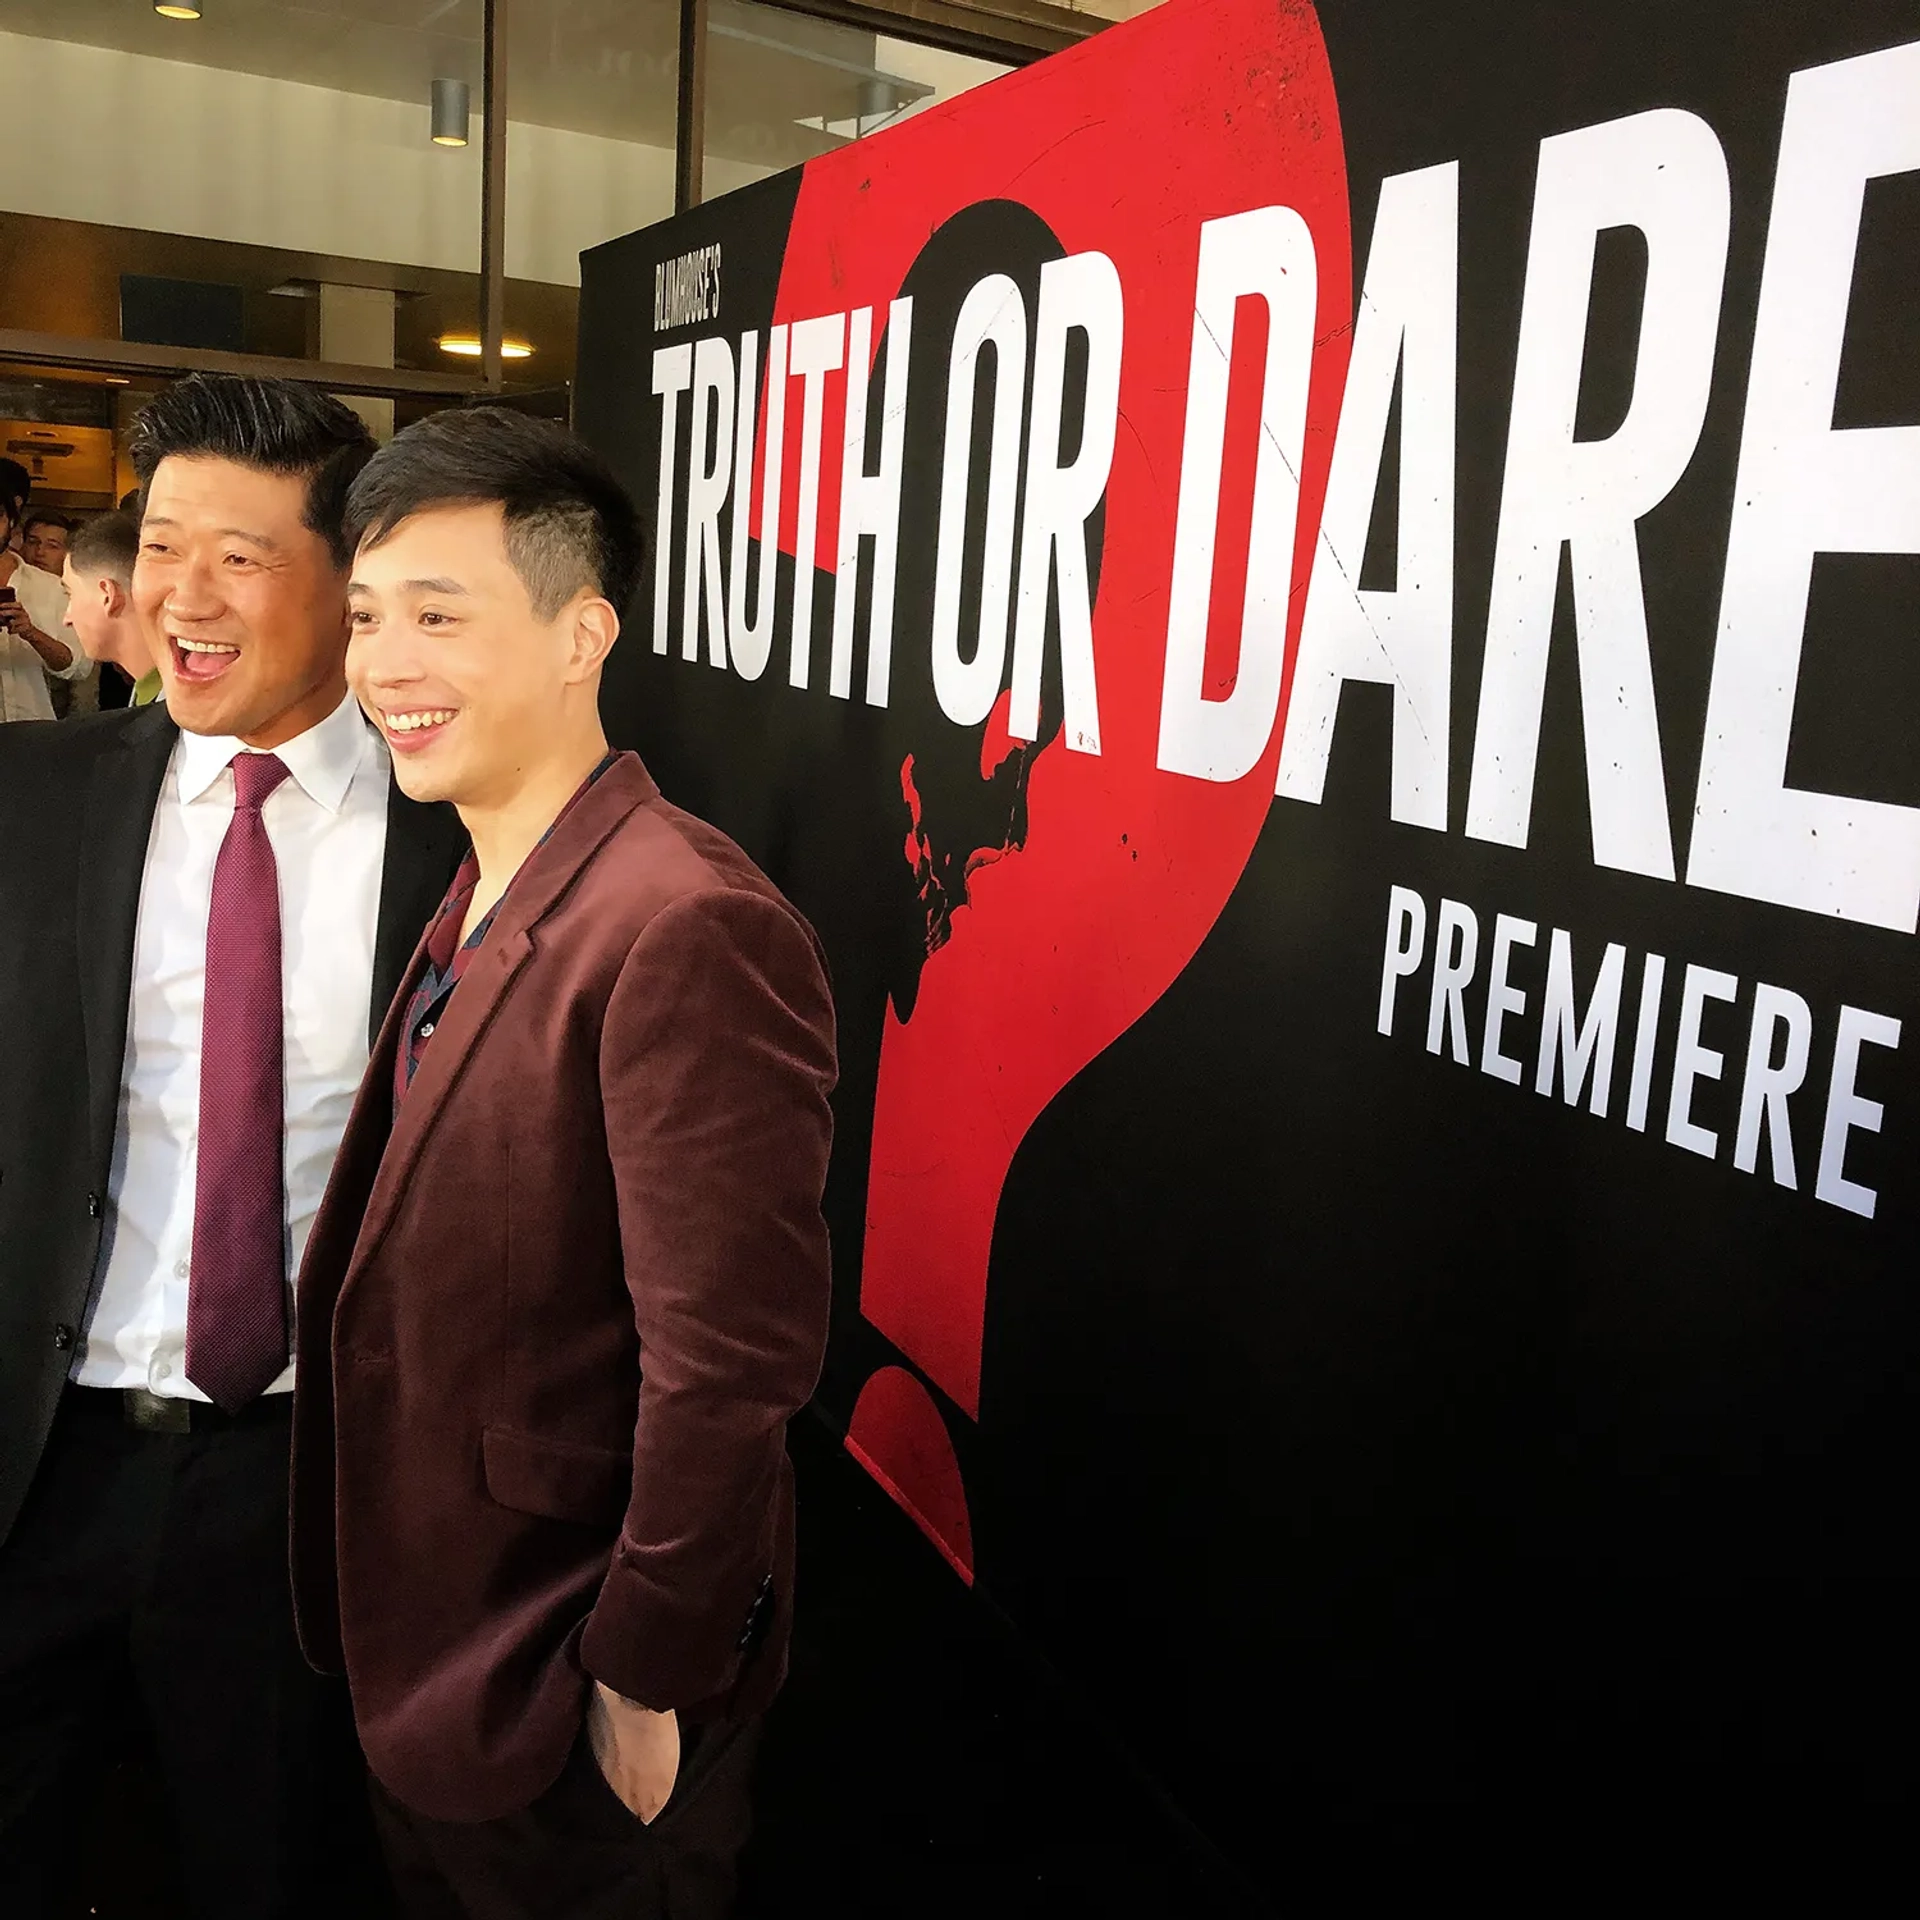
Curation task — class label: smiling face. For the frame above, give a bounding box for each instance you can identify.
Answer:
[346,502,613,811]
[133,455,351,747]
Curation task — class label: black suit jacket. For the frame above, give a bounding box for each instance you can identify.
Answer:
[0,703,463,1547]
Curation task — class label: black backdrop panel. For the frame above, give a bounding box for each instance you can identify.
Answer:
[577,0,1920,1870]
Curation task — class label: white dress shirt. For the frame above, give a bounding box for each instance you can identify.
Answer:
[76,690,393,1398]
[0,562,82,724]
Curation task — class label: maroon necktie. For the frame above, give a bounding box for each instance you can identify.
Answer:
[185,752,292,1412]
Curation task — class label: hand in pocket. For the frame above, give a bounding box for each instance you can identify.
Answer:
[585,1681,680,1824]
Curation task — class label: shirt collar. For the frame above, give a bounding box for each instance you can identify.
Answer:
[176,689,374,814]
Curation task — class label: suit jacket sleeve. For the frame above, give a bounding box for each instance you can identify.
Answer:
[579,886,837,1709]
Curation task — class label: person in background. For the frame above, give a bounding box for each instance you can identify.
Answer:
[0,487,85,725]
[23,509,98,716]
[0,373,464,1916]
[62,511,162,707]
[21,510,73,577]
[2,459,22,557]
[23,511,99,717]
[293,407,836,1918]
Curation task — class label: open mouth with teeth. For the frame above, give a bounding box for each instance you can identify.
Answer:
[170,635,243,683]
[382,707,459,753]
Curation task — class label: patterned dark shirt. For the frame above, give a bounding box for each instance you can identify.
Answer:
[393,752,621,1117]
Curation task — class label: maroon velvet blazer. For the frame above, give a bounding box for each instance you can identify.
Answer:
[289,753,837,1823]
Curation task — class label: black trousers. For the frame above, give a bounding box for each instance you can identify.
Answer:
[0,1387,387,1919]
[372,1715,762,1920]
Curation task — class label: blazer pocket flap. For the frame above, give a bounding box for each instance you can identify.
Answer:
[482,1424,632,1529]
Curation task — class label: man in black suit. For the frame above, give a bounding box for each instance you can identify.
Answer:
[0,375,463,1917]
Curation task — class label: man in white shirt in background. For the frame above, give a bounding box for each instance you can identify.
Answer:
[0,483,83,725]
[23,510,99,718]
[0,374,461,1917]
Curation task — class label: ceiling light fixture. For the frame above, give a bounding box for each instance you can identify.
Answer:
[431,78,471,147]
[437,335,533,360]
[154,0,203,17]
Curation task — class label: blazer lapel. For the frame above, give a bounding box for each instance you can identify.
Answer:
[77,706,177,1181]
[305,781,464,1303]
[371,784,466,1052]
[339,754,661,1290]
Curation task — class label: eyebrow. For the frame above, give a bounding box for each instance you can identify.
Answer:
[141,515,283,551]
[347,576,470,597]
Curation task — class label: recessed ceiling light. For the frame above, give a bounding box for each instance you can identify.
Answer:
[438,335,533,360]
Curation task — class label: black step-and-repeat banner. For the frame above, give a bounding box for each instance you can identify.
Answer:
[578,0,1918,1863]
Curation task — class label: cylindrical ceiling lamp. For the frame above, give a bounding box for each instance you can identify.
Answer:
[154,0,203,18]
[431,78,471,148]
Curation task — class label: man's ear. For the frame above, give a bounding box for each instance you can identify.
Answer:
[103,576,131,618]
[567,595,620,682]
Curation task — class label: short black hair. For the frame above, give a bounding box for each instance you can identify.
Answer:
[127,373,377,569]
[22,509,72,537]
[68,510,139,585]
[345,407,643,621]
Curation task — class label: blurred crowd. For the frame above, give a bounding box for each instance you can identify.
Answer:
[0,457,157,726]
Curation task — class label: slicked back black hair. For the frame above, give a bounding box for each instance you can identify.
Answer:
[68,510,140,586]
[127,373,377,569]
[345,406,644,622]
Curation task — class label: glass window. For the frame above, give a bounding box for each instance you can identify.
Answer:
[501,0,684,402]
[0,0,494,447]
[0,0,1074,479]
[703,1,1012,196]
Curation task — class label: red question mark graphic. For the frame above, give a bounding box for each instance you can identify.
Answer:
[766,0,1353,1581]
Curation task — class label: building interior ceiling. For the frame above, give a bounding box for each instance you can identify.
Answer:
[0,0,940,163]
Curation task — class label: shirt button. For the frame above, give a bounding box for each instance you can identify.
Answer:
[152,1359,171,1382]
[174,1260,190,1279]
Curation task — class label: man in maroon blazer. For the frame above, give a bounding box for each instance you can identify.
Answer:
[289,407,837,1918]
